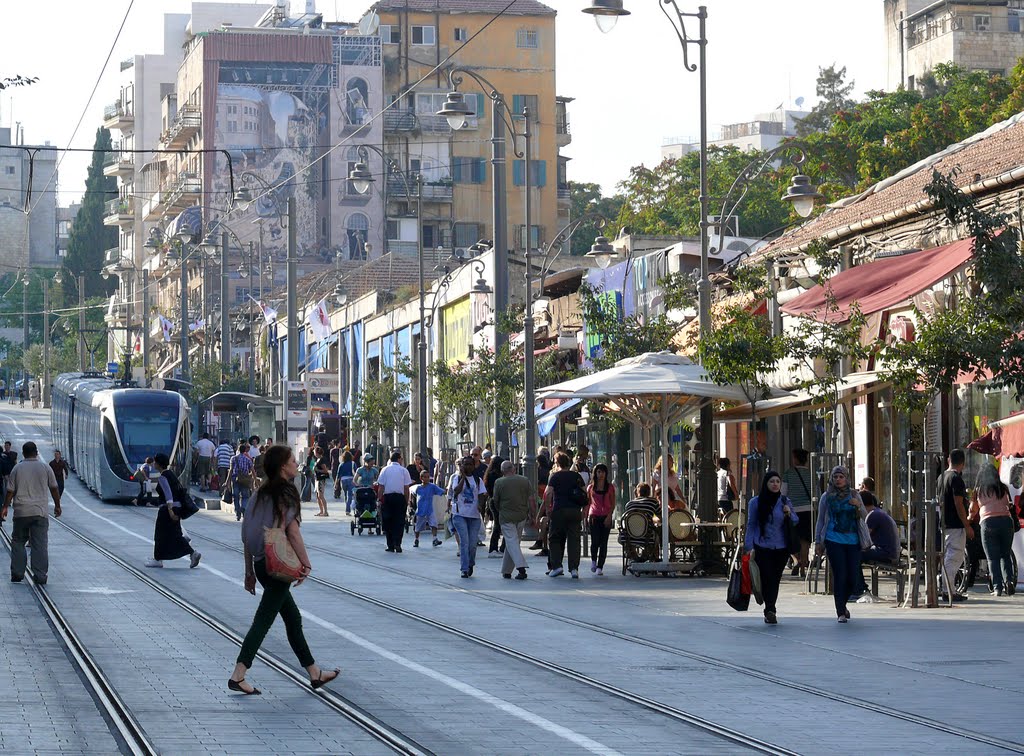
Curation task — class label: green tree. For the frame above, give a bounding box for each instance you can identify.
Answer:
[615,147,796,241]
[697,306,786,448]
[65,128,117,297]
[189,358,248,403]
[429,358,481,442]
[796,64,857,135]
[351,356,415,445]
[567,182,624,256]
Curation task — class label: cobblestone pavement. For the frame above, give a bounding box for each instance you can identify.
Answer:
[0,405,1021,755]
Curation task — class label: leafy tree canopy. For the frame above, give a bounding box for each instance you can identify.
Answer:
[567,182,625,256]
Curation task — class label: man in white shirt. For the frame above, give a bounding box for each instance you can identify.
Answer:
[376,451,413,553]
[247,435,261,460]
[194,433,216,491]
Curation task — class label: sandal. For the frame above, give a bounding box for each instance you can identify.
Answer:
[310,668,340,690]
[228,678,261,695]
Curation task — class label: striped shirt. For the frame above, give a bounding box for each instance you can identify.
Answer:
[216,444,234,469]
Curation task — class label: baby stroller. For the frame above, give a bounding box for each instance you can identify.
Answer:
[351,486,382,535]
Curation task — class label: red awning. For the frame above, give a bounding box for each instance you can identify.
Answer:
[968,411,1024,458]
[781,238,974,322]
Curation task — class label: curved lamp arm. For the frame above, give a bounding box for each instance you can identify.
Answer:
[235,170,288,226]
[536,213,610,291]
[445,68,526,158]
[423,259,487,330]
[353,144,419,202]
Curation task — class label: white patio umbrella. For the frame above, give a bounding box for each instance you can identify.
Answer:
[538,351,768,569]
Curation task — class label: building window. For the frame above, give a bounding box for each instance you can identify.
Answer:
[235,287,251,304]
[381,24,400,44]
[973,14,991,31]
[452,157,486,184]
[386,219,400,240]
[3,166,14,176]
[411,25,436,45]
[516,225,543,250]
[347,212,370,260]
[414,92,447,114]
[453,223,481,249]
[454,27,468,42]
[512,159,547,188]
[516,29,538,48]
[511,94,540,122]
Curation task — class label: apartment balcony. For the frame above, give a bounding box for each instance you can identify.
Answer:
[161,106,201,149]
[557,184,571,203]
[165,172,202,212]
[556,117,571,147]
[416,113,452,133]
[387,176,453,203]
[383,110,417,132]
[102,148,135,179]
[103,197,134,226]
[102,100,134,132]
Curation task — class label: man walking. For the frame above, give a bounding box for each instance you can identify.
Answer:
[938,449,971,602]
[195,433,216,491]
[215,438,234,494]
[49,450,70,498]
[2,442,61,585]
[376,451,412,553]
[494,460,536,580]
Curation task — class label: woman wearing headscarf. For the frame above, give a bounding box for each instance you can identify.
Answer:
[814,465,867,622]
[972,464,1017,596]
[743,470,797,624]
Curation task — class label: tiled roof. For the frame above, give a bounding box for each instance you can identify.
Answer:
[759,111,1024,257]
[372,0,556,16]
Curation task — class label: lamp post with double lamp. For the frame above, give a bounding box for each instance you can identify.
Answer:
[519,215,616,487]
[346,144,429,466]
[234,173,296,384]
[145,224,199,388]
[437,68,532,457]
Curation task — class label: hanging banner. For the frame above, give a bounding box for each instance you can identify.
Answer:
[442,297,471,366]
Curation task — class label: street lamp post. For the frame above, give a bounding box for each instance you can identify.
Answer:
[438,68,531,457]
[347,144,428,467]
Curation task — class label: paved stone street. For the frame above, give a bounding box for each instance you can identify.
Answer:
[0,405,1021,755]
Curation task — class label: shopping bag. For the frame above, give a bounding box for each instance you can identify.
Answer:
[740,554,753,595]
[727,565,750,612]
[746,553,764,605]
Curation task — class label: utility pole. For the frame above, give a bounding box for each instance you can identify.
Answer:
[221,230,230,384]
[78,274,86,372]
[286,196,298,383]
[142,268,150,383]
[42,279,49,408]
[248,241,255,395]
[179,242,190,384]
[22,274,28,387]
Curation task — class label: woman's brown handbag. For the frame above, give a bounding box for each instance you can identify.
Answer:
[264,518,304,582]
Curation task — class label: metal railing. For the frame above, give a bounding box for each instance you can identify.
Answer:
[104,197,132,216]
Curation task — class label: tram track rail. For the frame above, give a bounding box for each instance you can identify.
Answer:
[164,521,796,756]
[0,524,158,756]
[47,516,433,756]
[168,509,1024,754]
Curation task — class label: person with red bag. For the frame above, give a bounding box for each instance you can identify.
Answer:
[744,471,798,625]
[229,445,339,696]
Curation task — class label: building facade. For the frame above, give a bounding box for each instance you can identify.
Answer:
[0,127,60,270]
[374,0,569,265]
[662,105,809,160]
[884,0,1024,91]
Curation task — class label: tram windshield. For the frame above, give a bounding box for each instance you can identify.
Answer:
[113,395,180,466]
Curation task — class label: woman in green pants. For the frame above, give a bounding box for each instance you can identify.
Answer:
[228,445,339,695]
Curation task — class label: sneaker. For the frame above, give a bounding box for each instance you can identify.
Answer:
[595,567,604,576]
[996,586,1005,597]
[548,567,563,577]
[570,569,579,579]
[413,540,420,548]
[432,539,442,547]
[515,568,528,580]
[145,559,163,568]
[591,560,597,573]
[503,573,512,579]
[764,611,778,625]
[189,552,202,569]
[461,571,470,578]
[396,547,403,554]
[385,548,395,553]
[467,566,473,576]
[837,616,848,624]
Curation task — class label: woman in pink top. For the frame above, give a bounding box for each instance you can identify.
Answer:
[972,464,1017,596]
[587,464,615,575]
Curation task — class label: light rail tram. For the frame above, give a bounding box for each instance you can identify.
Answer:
[51,373,191,502]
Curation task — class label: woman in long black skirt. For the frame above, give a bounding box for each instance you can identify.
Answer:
[145,454,201,569]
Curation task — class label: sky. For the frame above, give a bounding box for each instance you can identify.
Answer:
[3,0,888,205]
